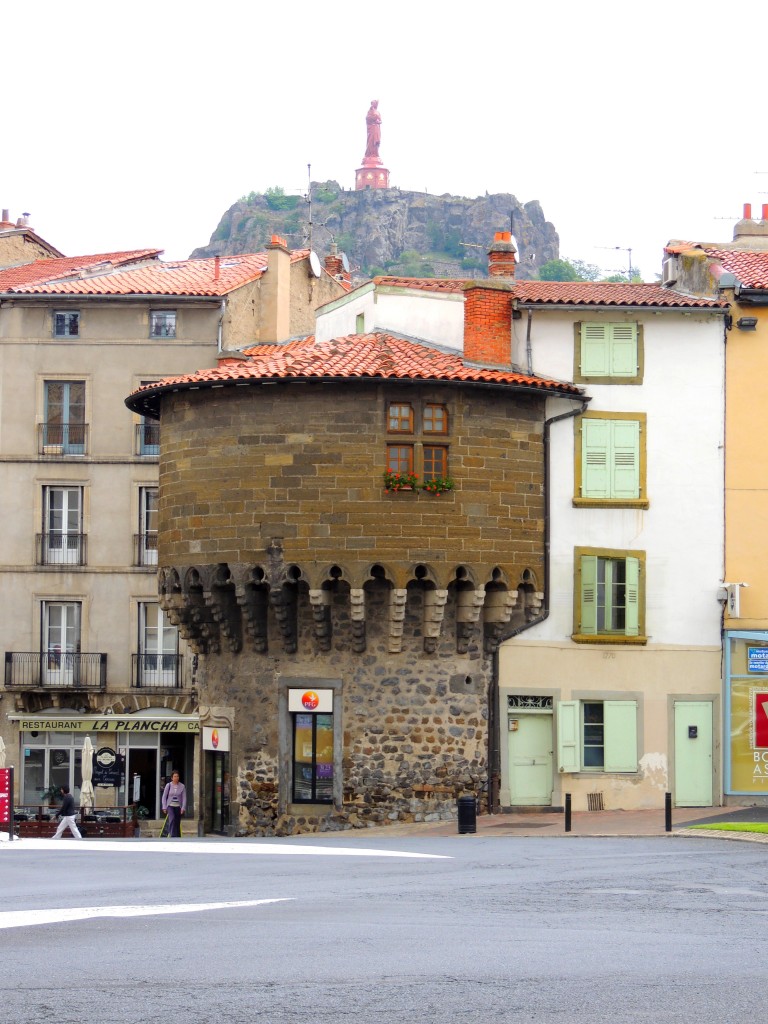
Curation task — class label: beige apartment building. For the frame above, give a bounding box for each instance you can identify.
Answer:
[0,223,345,829]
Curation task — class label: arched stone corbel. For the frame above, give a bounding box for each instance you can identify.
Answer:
[309,588,332,652]
[350,587,366,653]
[455,588,486,654]
[483,589,518,654]
[236,582,269,653]
[388,588,408,654]
[270,584,298,654]
[423,588,449,653]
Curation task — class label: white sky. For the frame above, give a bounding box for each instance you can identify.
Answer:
[4,0,767,280]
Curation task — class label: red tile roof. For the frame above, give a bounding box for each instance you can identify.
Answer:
[0,249,313,297]
[373,276,468,294]
[370,275,724,307]
[697,247,768,289]
[127,332,584,417]
[0,250,163,290]
[509,280,725,307]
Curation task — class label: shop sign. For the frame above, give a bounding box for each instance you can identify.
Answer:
[730,681,768,791]
[92,747,125,788]
[748,648,768,673]
[0,768,11,826]
[203,726,230,752]
[16,716,200,733]
[288,688,333,713]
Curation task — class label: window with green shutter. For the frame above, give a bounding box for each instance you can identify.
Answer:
[557,699,638,773]
[578,415,644,504]
[574,548,646,643]
[574,322,643,384]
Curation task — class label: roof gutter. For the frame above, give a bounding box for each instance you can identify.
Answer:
[486,396,589,814]
[515,303,727,315]
[0,293,223,303]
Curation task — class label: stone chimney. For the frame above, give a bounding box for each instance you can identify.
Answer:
[1,208,15,229]
[261,235,291,343]
[462,283,514,367]
[488,230,517,278]
[733,202,768,248]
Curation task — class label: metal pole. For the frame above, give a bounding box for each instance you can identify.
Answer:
[665,791,672,833]
[565,792,571,833]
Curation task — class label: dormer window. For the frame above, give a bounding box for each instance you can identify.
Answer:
[150,310,177,339]
[53,311,79,338]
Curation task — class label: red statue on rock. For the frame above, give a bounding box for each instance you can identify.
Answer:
[356,100,390,190]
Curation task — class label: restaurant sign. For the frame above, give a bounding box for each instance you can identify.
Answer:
[17,717,199,733]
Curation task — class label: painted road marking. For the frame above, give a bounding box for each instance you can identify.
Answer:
[2,837,449,859]
[0,898,290,931]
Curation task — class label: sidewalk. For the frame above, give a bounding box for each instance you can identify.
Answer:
[343,804,768,841]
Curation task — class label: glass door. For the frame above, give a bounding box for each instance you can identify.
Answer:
[44,380,86,454]
[139,604,178,687]
[139,488,158,565]
[44,487,82,564]
[43,602,80,686]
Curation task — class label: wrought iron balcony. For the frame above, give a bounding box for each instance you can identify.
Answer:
[135,422,159,456]
[131,653,183,691]
[36,532,87,566]
[133,532,158,567]
[37,422,89,456]
[4,651,107,690]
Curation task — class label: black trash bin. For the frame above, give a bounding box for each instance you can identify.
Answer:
[457,795,477,834]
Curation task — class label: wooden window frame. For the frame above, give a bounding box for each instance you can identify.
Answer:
[387,444,414,474]
[573,411,648,508]
[573,321,644,385]
[422,444,448,481]
[387,402,414,434]
[423,403,448,435]
[572,547,647,645]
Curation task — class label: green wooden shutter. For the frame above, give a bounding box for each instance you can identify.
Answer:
[581,323,609,376]
[608,323,638,376]
[582,419,610,497]
[603,700,638,772]
[557,700,580,773]
[624,556,640,636]
[611,419,640,499]
[580,555,598,634]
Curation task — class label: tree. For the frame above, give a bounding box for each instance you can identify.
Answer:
[538,258,582,282]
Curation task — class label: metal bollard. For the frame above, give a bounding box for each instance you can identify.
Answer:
[565,792,572,833]
[665,792,672,833]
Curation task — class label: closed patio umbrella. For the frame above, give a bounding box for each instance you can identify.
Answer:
[80,735,95,812]
[0,736,5,768]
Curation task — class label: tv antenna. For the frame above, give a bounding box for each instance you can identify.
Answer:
[597,245,634,282]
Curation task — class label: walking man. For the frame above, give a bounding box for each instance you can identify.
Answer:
[52,785,82,839]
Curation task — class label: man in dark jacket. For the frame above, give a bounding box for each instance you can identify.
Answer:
[52,785,82,839]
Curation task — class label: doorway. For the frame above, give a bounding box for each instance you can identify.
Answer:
[507,712,553,806]
[673,701,713,807]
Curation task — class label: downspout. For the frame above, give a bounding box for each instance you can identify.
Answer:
[487,397,589,813]
[525,309,534,375]
[217,297,226,353]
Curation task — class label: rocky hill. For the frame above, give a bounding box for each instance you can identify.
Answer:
[190,182,559,281]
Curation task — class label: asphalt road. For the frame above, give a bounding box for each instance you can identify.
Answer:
[2,834,766,1023]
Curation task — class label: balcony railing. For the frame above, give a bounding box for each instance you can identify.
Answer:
[133,532,158,567]
[38,422,89,456]
[131,653,183,691]
[5,651,107,690]
[36,532,87,566]
[135,422,159,456]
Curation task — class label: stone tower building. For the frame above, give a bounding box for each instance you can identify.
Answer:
[127,329,583,835]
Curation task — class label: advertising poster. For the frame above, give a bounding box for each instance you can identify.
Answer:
[729,640,768,792]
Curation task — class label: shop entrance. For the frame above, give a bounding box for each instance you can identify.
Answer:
[206,751,230,834]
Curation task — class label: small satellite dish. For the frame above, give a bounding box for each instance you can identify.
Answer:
[309,251,322,277]
[341,252,350,273]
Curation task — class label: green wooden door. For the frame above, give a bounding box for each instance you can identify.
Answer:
[508,713,553,806]
[674,701,713,807]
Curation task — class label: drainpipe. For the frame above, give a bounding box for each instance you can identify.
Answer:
[525,309,534,375]
[217,297,226,354]
[486,397,589,813]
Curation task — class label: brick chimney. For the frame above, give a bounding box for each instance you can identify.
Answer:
[488,230,517,278]
[324,243,351,290]
[1,208,15,229]
[262,235,291,343]
[463,283,514,367]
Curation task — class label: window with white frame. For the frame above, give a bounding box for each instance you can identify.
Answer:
[42,601,81,686]
[137,603,179,687]
[573,548,645,642]
[53,311,80,338]
[43,379,87,454]
[575,322,642,384]
[557,699,638,773]
[149,310,177,338]
[41,486,84,565]
[138,487,158,566]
